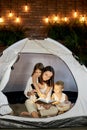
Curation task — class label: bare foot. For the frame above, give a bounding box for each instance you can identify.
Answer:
[20,111,30,117]
[31,111,39,118]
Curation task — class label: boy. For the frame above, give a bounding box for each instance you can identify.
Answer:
[39,81,71,117]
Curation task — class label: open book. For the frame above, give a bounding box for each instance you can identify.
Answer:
[35,98,55,104]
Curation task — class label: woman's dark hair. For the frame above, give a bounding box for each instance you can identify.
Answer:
[39,66,55,87]
[31,63,44,76]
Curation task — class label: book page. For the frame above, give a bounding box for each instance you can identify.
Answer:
[35,98,55,104]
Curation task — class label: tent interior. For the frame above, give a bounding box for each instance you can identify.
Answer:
[2,52,78,116]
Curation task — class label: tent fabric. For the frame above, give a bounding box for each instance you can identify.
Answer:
[2,53,78,104]
[0,116,87,128]
[0,38,87,128]
[0,92,12,115]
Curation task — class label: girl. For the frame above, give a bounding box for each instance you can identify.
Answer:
[24,62,44,99]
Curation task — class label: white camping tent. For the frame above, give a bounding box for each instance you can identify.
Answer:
[0,38,87,128]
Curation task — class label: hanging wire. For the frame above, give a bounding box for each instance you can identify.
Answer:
[8,0,13,17]
[9,0,12,11]
[55,0,57,16]
[16,0,19,17]
[0,1,4,23]
[82,0,84,15]
[44,0,49,23]
[0,1,2,17]
[24,0,28,12]
[74,0,77,12]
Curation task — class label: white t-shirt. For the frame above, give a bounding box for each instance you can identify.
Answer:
[24,77,33,98]
[52,93,66,103]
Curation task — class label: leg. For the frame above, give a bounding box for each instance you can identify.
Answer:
[25,99,39,118]
[20,111,30,117]
[31,111,39,118]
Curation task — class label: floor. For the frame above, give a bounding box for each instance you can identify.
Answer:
[9,104,87,129]
[10,103,27,116]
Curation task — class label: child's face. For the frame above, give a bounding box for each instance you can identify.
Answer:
[54,84,63,93]
[35,69,42,77]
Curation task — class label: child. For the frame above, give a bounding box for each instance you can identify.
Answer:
[52,81,71,113]
[24,62,44,101]
[20,63,44,117]
[39,81,71,117]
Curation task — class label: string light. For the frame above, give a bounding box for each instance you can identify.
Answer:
[0,0,86,25]
[8,11,13,17]
[61,17,68,22]
[79,15,86,23]
[25,5,28,12]
[0,16,4,23]
[8,0,13,18]
[15,0,21,23]
[44,17,49,23]
[24,0,29,12]
[15,16,20,23]
[73,11,78,18]
[53,16,58,22]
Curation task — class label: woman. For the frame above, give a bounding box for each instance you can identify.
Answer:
[33,66,55,100]
[21,66,55,118]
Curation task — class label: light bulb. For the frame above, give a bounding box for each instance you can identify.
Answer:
[45,17,49,23]
[25,5,28,12]
[0,17,4,22]
[73,11,78,18]
[9,11,13,17]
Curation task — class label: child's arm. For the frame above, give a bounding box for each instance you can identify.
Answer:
[33,82,46,98]
[65,94,68,101]
[51,93,60,105]
[27,89,37,96]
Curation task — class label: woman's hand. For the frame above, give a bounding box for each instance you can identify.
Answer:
[39,93,46,98]
[52,101,60,105]
[31,89,37,95]
[43,104,52,109]
[27,89,37,96]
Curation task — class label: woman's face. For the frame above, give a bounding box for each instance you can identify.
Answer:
[35,69,42,77]
[42,71,53,81]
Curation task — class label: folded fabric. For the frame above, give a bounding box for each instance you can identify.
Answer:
[0,104,12,115]
[0,91,13,115]
[39,106,58,117]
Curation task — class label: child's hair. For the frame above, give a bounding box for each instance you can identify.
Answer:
[39,66,55,87]
[32,63,44,76]
[55,80,64,89]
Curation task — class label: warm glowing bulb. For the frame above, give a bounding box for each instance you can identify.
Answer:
[64,17,68,22]
[54,16,58,22]
[0,17,4,22]
[73,11,78,18]
[80,16,85,22]
[25,5,28,12]
[15,17,20,23]
[45,17,49,23]
[9,12,13,17]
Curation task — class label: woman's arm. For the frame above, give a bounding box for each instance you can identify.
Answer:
[65,94,68,101]
[32,75,46,98]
